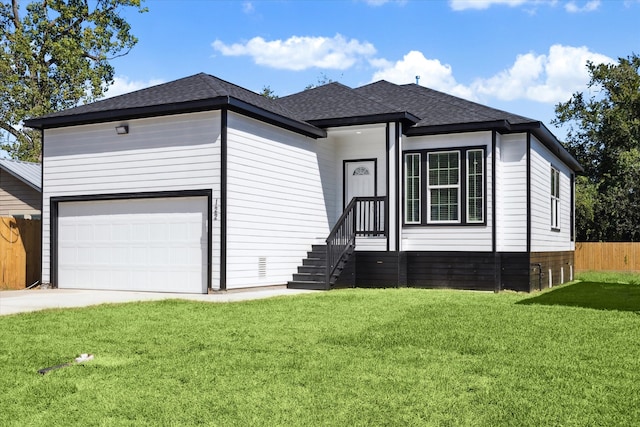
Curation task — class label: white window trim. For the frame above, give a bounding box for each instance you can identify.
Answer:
[404,153,421,224]
[427,151,461,224]
[466,149,484,224]
[551,167,561,230]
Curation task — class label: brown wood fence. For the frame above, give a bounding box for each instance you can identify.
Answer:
[575,242,640,272]
[0,217,41,289]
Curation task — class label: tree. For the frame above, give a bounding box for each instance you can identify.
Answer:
[554,54,640,241]
[304,72,337,90]
[259,85,278,99]
[1,0,147,161]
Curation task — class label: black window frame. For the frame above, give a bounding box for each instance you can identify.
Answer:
[402,145,487,227]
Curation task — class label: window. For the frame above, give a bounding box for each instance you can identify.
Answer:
[551,167,560,230]
[467,149,484,223]
[405,153,421,223]
[403,147,485,226]
[428,152,460,222]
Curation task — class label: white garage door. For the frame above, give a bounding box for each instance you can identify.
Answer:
[58,196,208,293]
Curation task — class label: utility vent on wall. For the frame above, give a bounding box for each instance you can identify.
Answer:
[258,257,267,278]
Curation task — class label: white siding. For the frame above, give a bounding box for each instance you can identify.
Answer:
[496,134,527,252]
[355,236,387,251]
[330,124,387,218]
[42,111,221,286]
[530,136,574,252]
[225,113,333,289]
[401,132,493,252]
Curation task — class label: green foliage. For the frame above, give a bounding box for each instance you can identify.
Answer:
[304,72,337,90]
[1,289,639,425]
[0,0,147,161]
[554,54,640,241]
[259,84,278,99]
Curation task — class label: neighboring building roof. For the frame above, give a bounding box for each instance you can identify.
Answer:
[23,72,582,172]
[0,158,41,191]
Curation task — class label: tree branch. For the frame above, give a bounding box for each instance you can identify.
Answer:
[0,122,29,145]
[11,0,21,30]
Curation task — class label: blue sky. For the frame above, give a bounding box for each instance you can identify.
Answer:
[72,0,640,133]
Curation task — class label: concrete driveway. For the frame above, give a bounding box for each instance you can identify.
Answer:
[0,287,316,316]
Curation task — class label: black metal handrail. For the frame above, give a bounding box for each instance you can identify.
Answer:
[354,196,386,237]
[325,196,386,286]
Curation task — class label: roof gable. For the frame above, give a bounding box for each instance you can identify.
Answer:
[276,82,418,126]
[24,73,324,138]
[0,158,41,191]
[355,80,534,128]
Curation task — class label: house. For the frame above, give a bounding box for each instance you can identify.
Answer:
[0,158,42,218]
[24,73,581,294]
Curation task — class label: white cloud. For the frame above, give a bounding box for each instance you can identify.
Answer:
[369,45,613,105]
[565,0,600,12]
[370,50,475,99]
[470,44,614,103]
[242,2,255,14]
[449,0,527,11]
[212,34,376,71]
[103,76,165,99]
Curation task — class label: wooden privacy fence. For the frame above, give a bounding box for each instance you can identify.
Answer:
[0,217,41,289]
[575,242,640,272]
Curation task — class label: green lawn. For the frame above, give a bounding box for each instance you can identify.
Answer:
[1,278,639,426]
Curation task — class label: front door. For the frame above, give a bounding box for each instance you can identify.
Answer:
[344,160,376,208]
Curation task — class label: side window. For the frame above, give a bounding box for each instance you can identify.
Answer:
[467,149,484,223]
[404,153,421,224]
[551,167,560,230]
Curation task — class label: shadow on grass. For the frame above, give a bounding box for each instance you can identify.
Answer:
[517,281,640,313]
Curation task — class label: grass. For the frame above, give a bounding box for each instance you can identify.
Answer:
[1,279,639,426]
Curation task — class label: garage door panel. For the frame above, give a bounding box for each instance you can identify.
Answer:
[58,196,208,293]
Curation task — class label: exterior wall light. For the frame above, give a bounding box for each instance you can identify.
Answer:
[115,125,129,135]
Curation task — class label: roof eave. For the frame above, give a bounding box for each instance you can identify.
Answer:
[404,120,512,136]
[24,97,231,130]
[511,122,584,173]
[227,98,326,138]
[0,164,41,191]
[24,96,326,139]
[308,112,419,129]
[405,119,583,173]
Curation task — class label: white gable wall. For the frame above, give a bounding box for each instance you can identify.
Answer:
[530,135,574,252]
[496,133,528,252]
[330,124,387,216]
[225,112,333,289]
[42,111,221,286]
[401,131,493,252]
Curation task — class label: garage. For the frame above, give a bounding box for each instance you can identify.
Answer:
[56,196,209,293]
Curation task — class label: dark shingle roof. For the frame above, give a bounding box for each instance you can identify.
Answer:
[354,80,534,128]
[23,72,581,171]
[25,73,324,137]
[276,82,418,126]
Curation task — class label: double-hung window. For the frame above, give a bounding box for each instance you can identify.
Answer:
[428,151,460,223]
[403,147,485,226]
[551,167,560,230]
